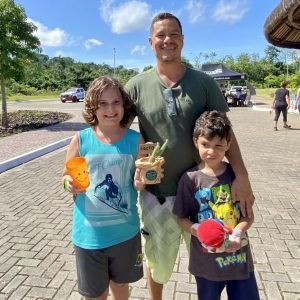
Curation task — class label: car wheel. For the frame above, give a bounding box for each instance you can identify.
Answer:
[61,100,66,103]
[72,96,78,102]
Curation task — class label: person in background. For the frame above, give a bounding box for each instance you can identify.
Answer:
[126,12,254,300]
[272,81,291,131]
[62,76,144,300]
[295,87,300,113]
[173,110,260,300]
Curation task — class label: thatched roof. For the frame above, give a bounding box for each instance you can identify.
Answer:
[264,0,300,49]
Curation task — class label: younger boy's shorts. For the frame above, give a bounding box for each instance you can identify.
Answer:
[139,190,190,284]
[74,233,143,298]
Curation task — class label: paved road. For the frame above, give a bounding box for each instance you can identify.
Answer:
[0,100,86,163]
[0,105,299,299]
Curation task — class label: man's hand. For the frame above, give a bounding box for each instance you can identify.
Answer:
[231,176,255,217]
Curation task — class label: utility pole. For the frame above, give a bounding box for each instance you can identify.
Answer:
[113,48,116,76]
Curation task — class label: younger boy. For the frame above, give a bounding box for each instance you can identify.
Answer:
[173,111,260,300]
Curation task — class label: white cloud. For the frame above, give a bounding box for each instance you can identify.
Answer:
[28,18,70,47]
[213,0,249,24]
[84,39,103,49]
[185,0,206,24]
[100,0,151,34]
[99,0,114,23]
[131,45,147,55]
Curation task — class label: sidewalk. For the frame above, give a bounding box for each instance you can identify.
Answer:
[0,105,299,299]
[0,100,87,171]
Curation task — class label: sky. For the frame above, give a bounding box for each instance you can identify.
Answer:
[15,0,280,71]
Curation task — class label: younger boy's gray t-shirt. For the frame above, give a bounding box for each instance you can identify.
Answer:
[173,164,254,281]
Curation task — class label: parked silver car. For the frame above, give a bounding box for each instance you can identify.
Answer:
[60,87,85,103]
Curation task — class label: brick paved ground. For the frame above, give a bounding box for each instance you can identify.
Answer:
[0,107,299,299]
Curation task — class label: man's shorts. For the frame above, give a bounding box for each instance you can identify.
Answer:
[139,190,190,284]
[74,233,143,298]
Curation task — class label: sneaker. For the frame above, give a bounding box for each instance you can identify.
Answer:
[274,127,278,131]
[283,125,291,129]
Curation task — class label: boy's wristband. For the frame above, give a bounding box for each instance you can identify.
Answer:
[232,228,242,238]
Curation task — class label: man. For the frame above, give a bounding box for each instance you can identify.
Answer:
[126,12,254,300]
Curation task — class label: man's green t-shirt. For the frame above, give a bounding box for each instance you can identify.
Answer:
[125,67,229,198]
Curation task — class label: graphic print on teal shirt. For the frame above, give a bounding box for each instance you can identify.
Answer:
[94,173,126,213]
[85,153,134,225]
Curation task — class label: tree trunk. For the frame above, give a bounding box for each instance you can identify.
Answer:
[1,77,8,128]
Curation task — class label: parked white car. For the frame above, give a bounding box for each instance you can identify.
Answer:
[225,86,247,106]
[60,87,85,103]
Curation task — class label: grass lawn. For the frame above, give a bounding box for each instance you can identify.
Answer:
[255,88,275,101]
[7,93,59,101]
[255,88,298,104]
[5,88,297,102]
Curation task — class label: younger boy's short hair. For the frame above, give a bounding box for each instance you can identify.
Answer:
[193,110,232,142]
[83,75,136,127]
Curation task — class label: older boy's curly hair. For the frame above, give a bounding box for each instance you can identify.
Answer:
[193,110,232,142]
[83,76,136,127]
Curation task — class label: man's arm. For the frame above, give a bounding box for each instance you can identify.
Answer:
[226,129,254,218]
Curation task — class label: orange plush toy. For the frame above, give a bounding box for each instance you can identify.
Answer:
[197,219,233,253]
[65,157,90,192]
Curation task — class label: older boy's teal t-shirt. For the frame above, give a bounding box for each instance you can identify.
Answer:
[72,128,140,249]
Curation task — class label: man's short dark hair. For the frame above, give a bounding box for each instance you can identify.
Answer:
[150,12,182,34]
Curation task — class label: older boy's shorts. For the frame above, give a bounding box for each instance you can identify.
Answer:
[74,233,143,298]
[139,190,190,284]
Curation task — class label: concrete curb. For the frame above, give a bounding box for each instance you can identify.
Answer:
[252,105,299,114]
[0,137,71,174]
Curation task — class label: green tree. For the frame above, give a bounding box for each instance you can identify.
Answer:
[264,45,281,64]
[181,56,193,68]
[143,65,153,72]
[0,0,40,127]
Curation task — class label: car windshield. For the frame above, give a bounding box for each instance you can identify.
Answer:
[65,88,77,92]
[231,86,243,90]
